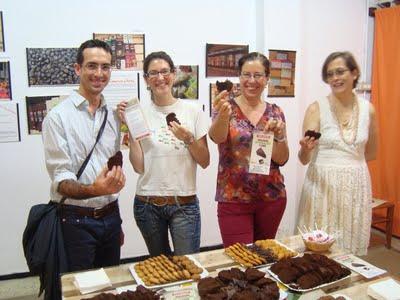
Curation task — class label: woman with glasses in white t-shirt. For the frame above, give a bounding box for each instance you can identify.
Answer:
[117,51,210,256]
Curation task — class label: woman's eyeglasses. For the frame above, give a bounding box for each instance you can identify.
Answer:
[145,69,171,78]
[326,68,349,79]
[240,72,266,80]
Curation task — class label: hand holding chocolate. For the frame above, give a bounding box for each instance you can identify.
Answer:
[305,130,321,140]
[216,79,233,93]
[107,151,123,171]
[166,112,181,126]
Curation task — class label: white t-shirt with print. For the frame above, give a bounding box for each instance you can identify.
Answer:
[136,99,209,196]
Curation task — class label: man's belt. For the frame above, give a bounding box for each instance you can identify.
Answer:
[136,195,196,206]
[59,200,119,219]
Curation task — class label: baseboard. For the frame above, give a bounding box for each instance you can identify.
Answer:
[0,244,224,281]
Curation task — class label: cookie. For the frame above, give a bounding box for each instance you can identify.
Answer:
[305,130,321,140]
[256,147,266,158]
[166,112,181,126]
[216,80,233,93]
[107,151,123,171]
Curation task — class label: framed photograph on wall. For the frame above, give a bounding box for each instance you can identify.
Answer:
[209,81,241,117]
[26,48,79,86]
[26,95,67,134]
[94,33,145,70]
[0,12,5,52]
[172,65,199,99]
[268,49,296,97]
[206,43,249,77]
[0,61,11,100]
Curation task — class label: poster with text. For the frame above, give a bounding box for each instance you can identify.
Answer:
[26,48,79,86]
[206,43,248,77]
[172,65,198,99]
[0,61,11,100]
[94,33,145,70]
[0,102,20,143]
[268,49,296,97]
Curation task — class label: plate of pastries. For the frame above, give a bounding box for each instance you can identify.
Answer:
[83,285,159,299]
[130,254,208,288]
[268,253,351,292]
[197,267,286,300]
[224,240,298,268]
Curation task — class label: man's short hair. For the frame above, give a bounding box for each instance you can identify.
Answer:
[76,39,112,65]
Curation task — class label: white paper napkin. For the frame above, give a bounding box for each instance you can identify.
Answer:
[74,268,112,294]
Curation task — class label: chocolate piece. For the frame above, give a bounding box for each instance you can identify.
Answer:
[198,277,223,297]
[245,268,265,281]
[305,129,322,140]
[166,112,181,126]
[198,267,279,300]
[107,151,123,171]
[85,285,159,299]
[256,147,266,158]
[216,80,233,93]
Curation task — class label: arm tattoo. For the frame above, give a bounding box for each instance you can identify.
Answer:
[58,179,95,200]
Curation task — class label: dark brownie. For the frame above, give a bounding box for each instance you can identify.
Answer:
[107,151,123,171]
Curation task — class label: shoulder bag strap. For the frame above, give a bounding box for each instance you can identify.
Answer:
[60,108,108,204]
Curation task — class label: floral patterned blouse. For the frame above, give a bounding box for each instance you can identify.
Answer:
[212,98,287,203]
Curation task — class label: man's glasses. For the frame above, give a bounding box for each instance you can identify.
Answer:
[240,72,266,80]
[326,68,349,79]
[145,69,171,78]
[84,63,111,73]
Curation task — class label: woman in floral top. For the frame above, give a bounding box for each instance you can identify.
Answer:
[209,52,289,247]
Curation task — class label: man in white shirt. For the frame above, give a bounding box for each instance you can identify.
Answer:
[42,39,125,271]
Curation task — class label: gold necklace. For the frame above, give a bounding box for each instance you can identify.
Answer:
[329,95,359,145]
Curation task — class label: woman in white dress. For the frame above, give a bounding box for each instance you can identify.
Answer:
[297,52,378,256]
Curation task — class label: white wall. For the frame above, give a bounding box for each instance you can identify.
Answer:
[0,0,368,275]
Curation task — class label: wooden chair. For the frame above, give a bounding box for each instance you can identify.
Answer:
[371,198,395,249]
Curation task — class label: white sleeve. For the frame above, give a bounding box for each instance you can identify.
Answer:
[42,112,76,196]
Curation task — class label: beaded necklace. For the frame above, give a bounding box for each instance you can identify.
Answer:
[328,94,359,146]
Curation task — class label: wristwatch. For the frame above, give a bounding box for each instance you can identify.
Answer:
[184,134,195,145]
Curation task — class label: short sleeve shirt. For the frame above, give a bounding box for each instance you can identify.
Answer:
[213,98,287,202]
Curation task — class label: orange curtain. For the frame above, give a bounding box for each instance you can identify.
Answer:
[369,6,400,237]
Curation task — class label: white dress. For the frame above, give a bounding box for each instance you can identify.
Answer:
[298,96,372,256]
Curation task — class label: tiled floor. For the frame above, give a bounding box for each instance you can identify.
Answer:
[0,229,399,300]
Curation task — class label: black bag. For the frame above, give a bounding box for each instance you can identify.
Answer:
[22,109,108,300]
[23,202,67,299]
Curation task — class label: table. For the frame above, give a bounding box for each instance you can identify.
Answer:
[61,235,396,300]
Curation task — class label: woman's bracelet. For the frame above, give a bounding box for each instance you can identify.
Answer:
[274,135,286,143]
[184,134,195,145]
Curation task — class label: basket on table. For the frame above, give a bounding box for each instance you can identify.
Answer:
[301,230,335,252]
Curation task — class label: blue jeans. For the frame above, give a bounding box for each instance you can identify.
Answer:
[134,196,201,256]
[61,207,122,272]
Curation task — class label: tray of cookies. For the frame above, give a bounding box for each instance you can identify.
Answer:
[253,239,298,260]
[129,254,208,289]
[224,240,298,268]
[267,253,351,293]
[224,243,274,267]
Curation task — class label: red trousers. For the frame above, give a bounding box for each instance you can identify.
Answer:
[217,198,286,247]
